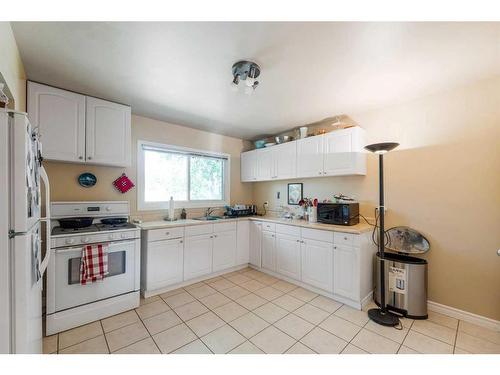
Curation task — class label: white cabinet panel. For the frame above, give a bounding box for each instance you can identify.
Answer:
[296,135,324,177]
[301,239,333,292]
[241,150,257,182]
[27,81,86,163]
[273,142,297,180]
[257,148,274,180]
[145,238,184,290]
[323,127,366,176]
[85,96,131,167]
[213,230,237,272]
[249,221,262,268]
[261,230,276,272]
[333,244,360,300]
[236,220,250,265]
[276,233,301,281]
[184,234,213,280]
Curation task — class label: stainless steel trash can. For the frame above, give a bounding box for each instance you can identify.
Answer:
[374,252,428,319]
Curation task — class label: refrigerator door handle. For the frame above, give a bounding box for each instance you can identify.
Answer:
[39,166,51,277]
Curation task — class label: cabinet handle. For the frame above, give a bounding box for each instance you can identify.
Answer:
[214,235,217,238]
[88,156,92,160]
[78,156,83,160]
[318,171,322,175]
[210,236,213,238]
[180,240,183,243]
[333,246,337,249]
[166,232,170,235]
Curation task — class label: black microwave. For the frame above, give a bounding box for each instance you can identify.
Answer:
[317,202,359,226]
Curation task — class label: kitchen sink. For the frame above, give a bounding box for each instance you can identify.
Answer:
[192,216,224,221]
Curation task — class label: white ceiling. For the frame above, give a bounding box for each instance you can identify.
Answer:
[12,22,500,140]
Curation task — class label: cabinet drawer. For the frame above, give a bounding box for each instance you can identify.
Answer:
[275,223,301,236]
[334,232,359,247]
[261,222,276,232]
[213,221,237,233]
[301,228,334,243]
[147,227,184,242]
[185,224,214,237]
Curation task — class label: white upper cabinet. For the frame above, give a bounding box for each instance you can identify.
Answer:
[27,82,131,167]
[273,142,297,179]
[28,81,86,163]
[323,127,366,176]
[241,150,258,182]
[296,135,324,178]
[257,148,274,180]
[85,97,131,167]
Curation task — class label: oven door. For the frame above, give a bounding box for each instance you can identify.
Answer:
[54,240,136,312]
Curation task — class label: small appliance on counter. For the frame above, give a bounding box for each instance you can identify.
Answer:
[224,204,256,218]
[317,202,359,226]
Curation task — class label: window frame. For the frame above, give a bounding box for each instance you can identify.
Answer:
[137,140,231,211]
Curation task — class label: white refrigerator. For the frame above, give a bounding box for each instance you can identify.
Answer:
[0,109,50,354]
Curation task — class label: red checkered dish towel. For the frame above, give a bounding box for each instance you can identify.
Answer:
[80,244,109,285]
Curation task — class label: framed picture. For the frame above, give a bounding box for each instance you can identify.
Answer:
[288,183,303,205]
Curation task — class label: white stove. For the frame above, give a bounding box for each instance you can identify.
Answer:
[46,201,141,335]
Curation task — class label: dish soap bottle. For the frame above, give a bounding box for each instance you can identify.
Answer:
[180,208,187,220]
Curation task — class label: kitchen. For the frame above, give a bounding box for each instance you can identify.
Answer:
[1,7,499,370]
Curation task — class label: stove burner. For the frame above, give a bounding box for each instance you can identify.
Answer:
[52,222,136,236]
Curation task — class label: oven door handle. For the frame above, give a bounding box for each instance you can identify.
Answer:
[55,239,136,254]
[39,166,51,277]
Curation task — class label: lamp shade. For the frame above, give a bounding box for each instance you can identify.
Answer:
[364,142,399,154]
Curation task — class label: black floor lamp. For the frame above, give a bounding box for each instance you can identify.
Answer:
[365,142,400,327]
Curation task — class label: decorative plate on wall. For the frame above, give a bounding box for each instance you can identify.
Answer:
[78,172,97,188]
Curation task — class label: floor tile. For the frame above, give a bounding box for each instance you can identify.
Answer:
[229,340,264,354]
[294,303,330,325]
[455,331,500,354]
[334,305,369,327]
[113,337,160,354]
[139,295,160,305]
[341,344,368,354]
[220,285,251,300]
[213,301,249,322]
[272,280,298,293]
[105,321,149,352]
[273,294,305,312]
[135,299,171,320]
[59,335,109,354]
[142,310,182,335]
[204,275,224,283]
[159,288,186,298]
[286,342,316,354]
[288,287,318,302]
[226,274,252,285]
[43,335,58,354]
[309,295,343,313]
[199,292,232,309]
[254,286,284,301]
[236,293,267,310]
[58,321,103,350]
[454,347,471,354]
[209,278,236,291]
[230,312,269,338]
[403,330,453,354]
[153,323,197,353]
[427,310,459,330]
[163,291,196,309]
[184,281,206,290]
[253,273,281,285]
[187,284,218,299]
[173,339,212,354]
[101,310,139,333]
[186,312,226,337]
[240,279,266,292]
[250,326,296,354]
[411,319,456,344]
[174,300,209,321]
[253,302,289,324]
[351,329,400,354]
[275,314,314,340]
[458,321,500,345]
[300,327,348,354]
[398,345,419,354]
[319,315,362,341]
[201,325,246,353]
[364,320,409,344]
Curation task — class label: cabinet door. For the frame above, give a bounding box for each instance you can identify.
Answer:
[333,244,360,300]
[296,135,324,177]
[236,221,250,265]
[273,142,297,180]
[257,148,274,181]
[213,230,237,272]
[275,233,301,280]
[85,96,131,167]
[323,129,354,175]
[261,231,276,272]
[241,151,257,182]
[27,81,86,163]
[146,238,184,290]
[184,234,213,280]
[301,239,333,292]
[249,221,262,268]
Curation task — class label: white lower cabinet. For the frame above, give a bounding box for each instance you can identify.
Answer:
[261,231,276,272]
[249,221,262,267]
[236,221,250,265]
[301,239,334,292]
[142,238,184,291]
[275,233,301,281]
[333,244,360,300]
[213,230,237,272]
[184,234,213,280]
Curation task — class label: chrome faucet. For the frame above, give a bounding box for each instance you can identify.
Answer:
[205,207,216,217]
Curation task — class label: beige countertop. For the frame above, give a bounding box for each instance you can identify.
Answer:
[135,216,373,234]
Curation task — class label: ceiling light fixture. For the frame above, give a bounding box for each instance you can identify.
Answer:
[231,60,260,93]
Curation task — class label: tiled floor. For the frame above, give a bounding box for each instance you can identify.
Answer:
[43,267,500,354]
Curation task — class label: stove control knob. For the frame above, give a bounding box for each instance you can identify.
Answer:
[108,234,115,240]
[105,206,111,211]
[65,238,75,245]
[120,233,128,239]
[82,237,90,243]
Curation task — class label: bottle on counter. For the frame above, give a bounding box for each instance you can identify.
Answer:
[180,208,187,220]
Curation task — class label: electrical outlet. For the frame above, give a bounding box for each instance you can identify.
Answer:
[263,201,269,207]
[375,207,389,214]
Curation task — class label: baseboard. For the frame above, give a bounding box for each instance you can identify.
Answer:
[427,300,500,332]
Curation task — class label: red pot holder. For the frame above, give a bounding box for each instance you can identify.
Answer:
[113,173,135,194]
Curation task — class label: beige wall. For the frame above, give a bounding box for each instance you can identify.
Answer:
[44,115,253,221]
[254,76,500,320]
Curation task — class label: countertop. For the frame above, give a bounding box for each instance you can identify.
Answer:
[135,216,373,234]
